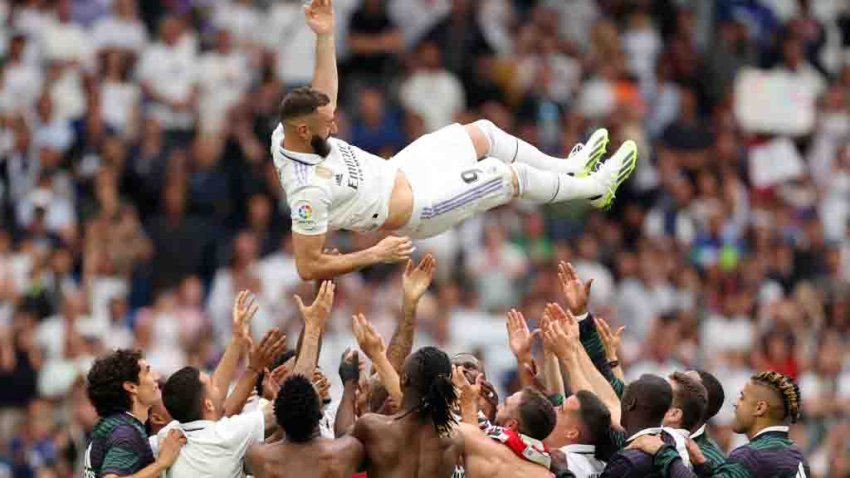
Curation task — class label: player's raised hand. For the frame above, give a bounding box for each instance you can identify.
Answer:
[294,280,335,330]
[451,364,481,402]
[402,254,436,305]
[352,313,386,359]
[541,317,577,360]
[374,235,415,263]
[595,316,625,362]
[303,0,334,36]
[545,302,580,339]
[557,261,592,316]
[338,347,360,384]
[506,309,540,364]
[249,329,287,373]
[232,290,258,345]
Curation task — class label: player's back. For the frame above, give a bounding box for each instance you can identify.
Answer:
[354,412,462,478]
[247,437,364,478]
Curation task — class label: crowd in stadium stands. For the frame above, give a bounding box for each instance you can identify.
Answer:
[0,0,847,475]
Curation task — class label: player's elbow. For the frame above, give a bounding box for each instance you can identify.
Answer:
[296,263,317,281]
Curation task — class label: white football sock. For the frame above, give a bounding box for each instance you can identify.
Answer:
[511,163,604,203]
[474,119,581,175]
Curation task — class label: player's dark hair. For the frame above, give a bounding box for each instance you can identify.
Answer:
[275,374,322,442]
[752,371,802,424]
[574,390,615,461]
[621,374,673,428]
[669,372,708,431]
[162,367,205,423]
[400,346,457,436]
[695,370,725,422]
[86,349,142,417]
[279,87,331,123]
[518,387,556,440]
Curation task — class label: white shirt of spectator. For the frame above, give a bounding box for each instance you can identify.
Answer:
[264,2,315,86]
[1,60,43,115]
[271,124,398,236]
[213,0,263,46]
[399,69,465,133]
[90,14,148,53]
[197,50,251,134]
[101,79,140,136]
[137,41,197,130]
[40,18,95,66]
[559,444,605,478]
[155,411,265,478]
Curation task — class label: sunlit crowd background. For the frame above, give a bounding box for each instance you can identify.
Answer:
[0,0,847,476]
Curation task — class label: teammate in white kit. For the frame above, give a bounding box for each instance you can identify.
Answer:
[275,0,638,281]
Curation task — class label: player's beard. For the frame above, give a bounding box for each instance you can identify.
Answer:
[311,134,332,158]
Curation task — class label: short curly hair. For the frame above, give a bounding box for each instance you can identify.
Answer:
[86,349,143,417]
[274,374,322,443]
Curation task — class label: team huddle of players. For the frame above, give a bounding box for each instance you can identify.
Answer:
[83,256,810,478]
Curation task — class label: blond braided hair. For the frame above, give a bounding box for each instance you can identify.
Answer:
[753,371,802,423]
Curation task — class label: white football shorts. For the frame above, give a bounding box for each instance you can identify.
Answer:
[391,123,515,239]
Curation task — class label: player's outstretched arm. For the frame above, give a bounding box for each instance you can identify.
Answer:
[304,0,338,111]
[294,232,414,281]
[387,254,436,372]
[292,281,335,377]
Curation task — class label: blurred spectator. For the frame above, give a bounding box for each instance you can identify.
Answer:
[137,16,197,147]
[466,223,528,313]
[197,30,251,135]
[0,34,42,116]
[350,87,406,157]
[90,0,148,55]
[399,41,465,133]
[346,0,403,80]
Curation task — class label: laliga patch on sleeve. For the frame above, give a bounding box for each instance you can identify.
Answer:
[292,200,319,231]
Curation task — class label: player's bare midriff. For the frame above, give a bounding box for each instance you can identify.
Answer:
[380,171,414,231]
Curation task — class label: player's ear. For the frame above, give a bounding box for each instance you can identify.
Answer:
[296,122,310,141]
[754,399,769,418]
[203,397,215,415]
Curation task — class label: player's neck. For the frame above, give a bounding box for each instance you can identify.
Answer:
[282,135,315,155]
[128,401,149,424]
[746,420,784,440]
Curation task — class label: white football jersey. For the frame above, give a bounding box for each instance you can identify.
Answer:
[271,124,398,235]
[560,444,605,478]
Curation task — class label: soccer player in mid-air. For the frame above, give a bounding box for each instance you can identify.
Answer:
[275,0,638,281]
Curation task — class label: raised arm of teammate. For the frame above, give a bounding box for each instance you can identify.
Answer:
[352,313,403,406]
[212,290,257,407]
[304,0,338,111]
[542,305,622,426]
[387,255,436,372]
[292,281,335,377]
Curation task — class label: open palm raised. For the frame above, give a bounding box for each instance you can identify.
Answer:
[303,0,334,35]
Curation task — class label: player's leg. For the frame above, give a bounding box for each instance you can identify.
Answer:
[408,141,636,239]
[464,120,609,177]
[511,140,638,208]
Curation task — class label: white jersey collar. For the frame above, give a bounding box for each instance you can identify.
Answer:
[279,146,325,166]
[691,424,706,439]
[753,426,789,439]
[561,444,596,455]
[627,427,663,443]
